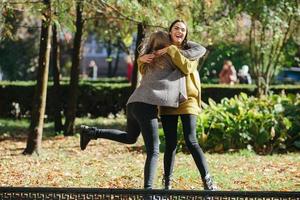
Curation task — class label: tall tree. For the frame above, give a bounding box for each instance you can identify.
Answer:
[49,0,75,133]
[105,39,113,77]
[23,0,52,155]
[112,38,122,76]
[51,23,63,132]
[64,0,85,136]
[228,0,300,96]
[131,21,145,90]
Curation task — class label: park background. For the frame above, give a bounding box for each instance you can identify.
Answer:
[0,0,299,191]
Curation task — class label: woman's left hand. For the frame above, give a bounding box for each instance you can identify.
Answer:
[154,46,169,56]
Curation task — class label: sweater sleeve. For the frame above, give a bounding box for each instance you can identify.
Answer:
[180,41,206,60]
[167,45,199,75]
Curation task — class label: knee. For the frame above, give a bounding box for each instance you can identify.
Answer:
[127,137,138,144]
[165,143,177,153]
[165,137,177,150]
[185,138,199,149]
[147,147,159,157]
[153,150,159,158]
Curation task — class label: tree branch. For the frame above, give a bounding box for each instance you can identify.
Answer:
[270,16,293,77]
[265,27,275,76]
[85,14,166,29]
[85,0,166,29]
[260,25,266,74]
[249,16,256,75]
[252,19,260,77]
[2,1,42,4]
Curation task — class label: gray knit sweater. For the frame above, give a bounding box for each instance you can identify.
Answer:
[127,41,205,108]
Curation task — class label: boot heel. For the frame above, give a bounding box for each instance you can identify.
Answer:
[79,125,97,150]
[202,174,218,190]
[162,176,172,190]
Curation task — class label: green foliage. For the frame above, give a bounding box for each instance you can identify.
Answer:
[0,7,40,80]
[1,80,300,119]
[281,38,300,68]
[0,35,39,80]
[79,77,128,84]
[0,0,77,80]
[0,80,131,118]
[200,42,251,83]
[180,93,300,154]
[189,0,237,44]
[0,118,31,137]
[52,0,76,32]
[226,0,300,95]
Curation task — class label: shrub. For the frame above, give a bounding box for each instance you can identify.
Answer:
[176,93,300,154]
[1,80,300,120]
[0,81,131,118]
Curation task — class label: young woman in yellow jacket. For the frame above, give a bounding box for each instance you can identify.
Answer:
[140,19,217,190]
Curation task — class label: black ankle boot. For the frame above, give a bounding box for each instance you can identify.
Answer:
[202,174,217,190]
[162,176,172,190]
[79,125,99,150]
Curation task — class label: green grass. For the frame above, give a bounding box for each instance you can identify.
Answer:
[0,114,127,138]
[0,118,32,137]
[0,117,299,190]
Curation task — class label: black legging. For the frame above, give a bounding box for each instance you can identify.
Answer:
[97,102,159,189]
[160,114,209,181]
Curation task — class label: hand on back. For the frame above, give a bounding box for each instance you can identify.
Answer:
[139,46,169,64]
[154,46,169,57]
[139,54,155,63]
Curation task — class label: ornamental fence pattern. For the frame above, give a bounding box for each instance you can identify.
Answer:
[0,187,299,200]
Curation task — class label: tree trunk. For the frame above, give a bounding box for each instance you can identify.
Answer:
[131,22,145,92]
[249,16,264,97]
[64,1,84,136]
[257,76,263,97]
[112,43,120,76]
[52,24,63,133]
[106,39,112,77]
[23,0,52,155]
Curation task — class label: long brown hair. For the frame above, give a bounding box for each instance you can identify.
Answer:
[139,31,171,73]
[140,31,171,56]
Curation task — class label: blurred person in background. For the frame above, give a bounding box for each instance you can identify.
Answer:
[238,65,252,84]
[219,60,237,85]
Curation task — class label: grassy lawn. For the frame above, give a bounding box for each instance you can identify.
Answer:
[0,117,299,191]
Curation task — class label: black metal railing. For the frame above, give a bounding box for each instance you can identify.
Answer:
[0,187,299,200]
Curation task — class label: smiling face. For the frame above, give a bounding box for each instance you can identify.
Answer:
[169,21,187,46]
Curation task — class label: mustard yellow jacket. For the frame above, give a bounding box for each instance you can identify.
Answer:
[160,45,202,115]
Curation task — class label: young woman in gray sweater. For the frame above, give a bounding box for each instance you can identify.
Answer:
[79,31,204,189]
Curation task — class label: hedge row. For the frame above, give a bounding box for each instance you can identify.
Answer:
[1,81,300,118]
[0,81,131,118]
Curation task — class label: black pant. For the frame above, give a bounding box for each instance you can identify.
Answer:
[97,102,159,189]
[161,114,209,181]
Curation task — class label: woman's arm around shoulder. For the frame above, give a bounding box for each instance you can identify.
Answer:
[180,41,206,60]
[166,45,200,75]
